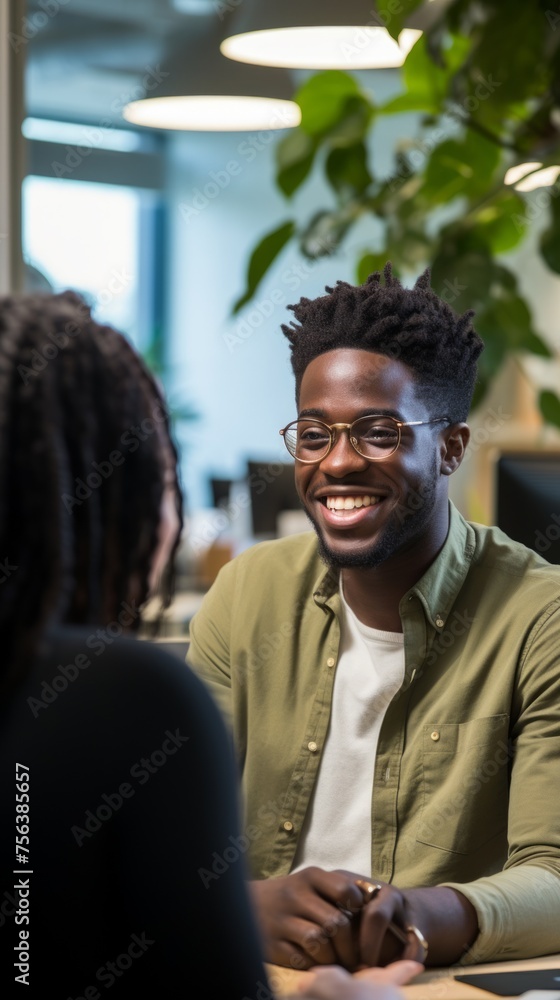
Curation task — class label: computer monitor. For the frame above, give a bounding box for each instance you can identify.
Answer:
[209,477,233,510]
[495,451,560,564]
[246,460,304,539]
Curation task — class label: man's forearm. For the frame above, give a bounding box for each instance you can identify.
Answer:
[403,886,479,966]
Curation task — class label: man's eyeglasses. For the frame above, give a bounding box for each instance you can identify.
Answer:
[279,415,450,464]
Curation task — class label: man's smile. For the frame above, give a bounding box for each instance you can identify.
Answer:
[325,495,382,510]
[312,490,388,530]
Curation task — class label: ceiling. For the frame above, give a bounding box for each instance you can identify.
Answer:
[24,0,447,130]
[25,0,310,127]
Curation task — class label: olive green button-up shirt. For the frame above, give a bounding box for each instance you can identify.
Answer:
[188,503,560,963]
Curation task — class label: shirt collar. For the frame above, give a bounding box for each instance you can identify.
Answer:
[403,502,476,632]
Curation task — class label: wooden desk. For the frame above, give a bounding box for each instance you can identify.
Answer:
[266,954,560,999]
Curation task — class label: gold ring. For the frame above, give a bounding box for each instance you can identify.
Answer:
[355,878,383,901]
[405,924,429,963]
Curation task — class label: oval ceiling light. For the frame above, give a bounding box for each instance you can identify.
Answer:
[504,161,560,192]
[122,95,302,132]
[220,26,423,70]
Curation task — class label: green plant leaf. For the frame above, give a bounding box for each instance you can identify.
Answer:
[430,248,496,314]
[295,71,371,136]
[232,220,295,314]
[378,91,435,115]
[539,389,560,428]
[467,3,548,111]
[322,95,375,147]
[474,293,548,365]
[232,1,560,435]
[421,131,502,205]
[276,129,317,197]
[470,373,492,412]
[299,210,354,259]
[356,252,390,284]
[540,196,560,274]
[522,329,554,358]
[385,0,426,42]
[380,33,470,115]
[325,142,372,197]
[470,192,527,254]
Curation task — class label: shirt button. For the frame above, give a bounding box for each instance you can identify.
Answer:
[283,821,294,832]
[307,741,318,753]
[435,617,444,627]
[327,657,335,667]
[431,730,440,741]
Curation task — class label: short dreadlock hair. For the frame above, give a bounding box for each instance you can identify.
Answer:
[281,262,484,422]
[0,290,183,690]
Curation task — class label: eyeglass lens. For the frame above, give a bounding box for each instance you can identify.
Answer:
[284,416,400,461]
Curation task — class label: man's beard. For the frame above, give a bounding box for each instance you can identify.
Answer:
[304,467,438,571]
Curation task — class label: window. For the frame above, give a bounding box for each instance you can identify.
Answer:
[22,175,160,354]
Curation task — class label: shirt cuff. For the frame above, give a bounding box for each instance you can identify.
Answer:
[441,865,560,965]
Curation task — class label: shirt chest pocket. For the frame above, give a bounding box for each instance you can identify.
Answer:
[415,714,510,855]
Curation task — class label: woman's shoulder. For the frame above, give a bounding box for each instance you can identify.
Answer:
[33,625,219,725]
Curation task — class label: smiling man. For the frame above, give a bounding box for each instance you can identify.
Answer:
[187,264,560,973]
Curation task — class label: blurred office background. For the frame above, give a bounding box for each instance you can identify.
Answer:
[2,0,560,633]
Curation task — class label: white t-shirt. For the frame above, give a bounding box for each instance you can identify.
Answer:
[291,582,405,875]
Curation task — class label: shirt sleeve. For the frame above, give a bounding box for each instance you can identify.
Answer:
[442,598,560,962]
[187,558,236,728]
[443,866,560,963]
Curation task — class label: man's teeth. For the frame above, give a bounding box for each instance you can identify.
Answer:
[325,496,381,510]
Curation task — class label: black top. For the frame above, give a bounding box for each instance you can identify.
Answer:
[0,627,268,998]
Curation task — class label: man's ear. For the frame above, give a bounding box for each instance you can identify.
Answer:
[440,423,470,476]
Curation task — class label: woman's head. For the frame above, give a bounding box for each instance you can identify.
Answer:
[0,290,183,683]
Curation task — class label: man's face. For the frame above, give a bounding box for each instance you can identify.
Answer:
[293,348,451,573]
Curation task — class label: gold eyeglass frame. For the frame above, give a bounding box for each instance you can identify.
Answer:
[279,415,450,464]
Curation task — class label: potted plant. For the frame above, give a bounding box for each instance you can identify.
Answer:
[233,0,560,429]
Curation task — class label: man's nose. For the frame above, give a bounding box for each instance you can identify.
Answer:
[318,429,369,476]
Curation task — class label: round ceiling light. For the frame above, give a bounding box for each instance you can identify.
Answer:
[220,26,422,70]
[504,162,560,192]
[122,95,302,132]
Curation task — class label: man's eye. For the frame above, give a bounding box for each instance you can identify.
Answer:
[364,426,396,441]
[300,428,329,444]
